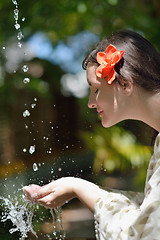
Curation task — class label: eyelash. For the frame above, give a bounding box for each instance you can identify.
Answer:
[95,89,98,94]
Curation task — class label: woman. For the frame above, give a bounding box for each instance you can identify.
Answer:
[23,30,160,239]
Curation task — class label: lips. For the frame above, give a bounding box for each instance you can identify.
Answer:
[98,110,103,117]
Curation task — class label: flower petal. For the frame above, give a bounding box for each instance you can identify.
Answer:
[107,68,116,84]
[97,52,108,64]
[96,64,105,78]
[120,50,125,58]
[96,64,112,78]
[101,66,112,78]
[106,44,117,58]
[110,50,125,66]
[96,44,125,84]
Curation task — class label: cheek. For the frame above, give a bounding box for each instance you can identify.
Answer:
[97,91,113,110]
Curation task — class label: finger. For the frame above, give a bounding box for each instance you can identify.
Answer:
[24,191,36,203]
[30,184,42,190]
[23,184,41,196]
[37,193,56,208]
[23,186,32,195]
[31,184,54,200]
[24,193,31,201]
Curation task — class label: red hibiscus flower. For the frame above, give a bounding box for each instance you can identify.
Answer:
[96,44,125,84]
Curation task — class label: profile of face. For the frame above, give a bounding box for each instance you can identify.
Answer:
[87,62,134,128]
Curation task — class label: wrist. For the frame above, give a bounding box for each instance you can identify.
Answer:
[71,177,82,198]
[71,178,100,212]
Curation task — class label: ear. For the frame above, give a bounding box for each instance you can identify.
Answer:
[118,77,133,96]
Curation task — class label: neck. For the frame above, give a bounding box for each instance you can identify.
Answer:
[130,88,160,133]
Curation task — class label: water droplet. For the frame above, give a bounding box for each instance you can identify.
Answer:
[29,145,36,154]
[23,110,30,117]
[14,9,19,15]
[23,148,27,152]
[2,46,5,50]
[14,23,20,29]
[58,168,62,172]
[12,0,18,5]
[17,31,24,40]
[23,77,30,84]
[14,15,18,21]
[22,17,25,21]
[18,42,22,48]
[22,65,29,72]
[25,124,28,129]
[34,98,37,101]
[31,103,36,108]
[33,163,38,171]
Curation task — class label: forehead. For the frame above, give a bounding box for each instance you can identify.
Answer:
[87,62,100,86]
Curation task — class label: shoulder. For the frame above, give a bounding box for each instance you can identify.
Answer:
[154,133,160,154]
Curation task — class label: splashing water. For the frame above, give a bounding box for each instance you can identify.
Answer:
[9,1,65,239]
[23,110,30,117]
[22,65,29,72]
[33,163,38,171]
[0,194,66,239]
[23,148,27,152]
[12,0,18,5]
[12,0,24,43]
[31,103,36,108]
[50,208,66,240]
[0,194,37,239]
[29,145,36,154]
[23,77,30,84]
[15,23,20,30]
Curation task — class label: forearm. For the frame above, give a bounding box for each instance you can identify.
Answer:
[23,177,107,212]
[72,178,106,212]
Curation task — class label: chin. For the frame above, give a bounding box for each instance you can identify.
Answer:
[101,117,121,128]
[101,120,114,128]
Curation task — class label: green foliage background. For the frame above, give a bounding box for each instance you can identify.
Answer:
[0,0,159,239]
[0,0,160,46]
[0,0,158,199]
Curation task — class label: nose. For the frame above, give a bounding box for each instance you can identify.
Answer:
[88,95,97,109]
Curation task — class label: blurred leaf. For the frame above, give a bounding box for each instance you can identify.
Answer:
[81,125,153,181]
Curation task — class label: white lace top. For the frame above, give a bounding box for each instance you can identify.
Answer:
[94,133,160,240]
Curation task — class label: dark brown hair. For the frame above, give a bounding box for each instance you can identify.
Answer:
[82,30,160,92]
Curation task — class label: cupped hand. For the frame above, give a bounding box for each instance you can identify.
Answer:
[23,177,77,208]
[23,184,42,202]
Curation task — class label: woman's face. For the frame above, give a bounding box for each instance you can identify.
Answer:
[87,62,129,128]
